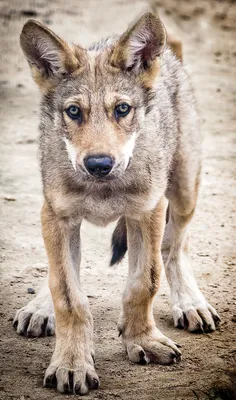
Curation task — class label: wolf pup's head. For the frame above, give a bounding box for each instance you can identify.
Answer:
[20,13,166,182]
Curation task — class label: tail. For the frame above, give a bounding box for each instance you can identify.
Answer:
[110,217,127,266]
[110,205,169,266]
[166,204,170,224]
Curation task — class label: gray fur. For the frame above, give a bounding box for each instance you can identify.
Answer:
[39,46,198,225]
[15,13,220,395]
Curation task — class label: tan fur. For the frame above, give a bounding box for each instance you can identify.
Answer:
[41,202,98,394]
[63,91,136,166]
[167,34,183,63]
[119,197,166,339]
[20,19,85,93]
[119,198,181,365]
[110,12,166,88]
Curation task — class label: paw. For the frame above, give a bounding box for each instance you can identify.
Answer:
[44,350,99,395]
[166,253,221,333]
[122,327,182,365]
[13,292,55,337]
[172,301,221,333]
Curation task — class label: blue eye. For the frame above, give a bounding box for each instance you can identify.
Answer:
[115,103,131,118]
[66,105,82,121]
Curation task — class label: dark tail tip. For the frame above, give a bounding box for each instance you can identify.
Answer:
[110,217,127,266]
[166,204,170,224]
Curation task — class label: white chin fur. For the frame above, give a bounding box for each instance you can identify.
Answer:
[62,137,77,171]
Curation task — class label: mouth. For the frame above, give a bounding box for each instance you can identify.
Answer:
[87,173,118,184]
[74,158,132,183]
[74,165,116,183]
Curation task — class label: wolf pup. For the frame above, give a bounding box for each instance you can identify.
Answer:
[14,13,220,395]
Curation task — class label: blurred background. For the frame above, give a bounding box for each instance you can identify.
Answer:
[0,1,235,399]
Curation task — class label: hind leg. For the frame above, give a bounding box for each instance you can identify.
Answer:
[163,161,220,333]
[13,281,55,337]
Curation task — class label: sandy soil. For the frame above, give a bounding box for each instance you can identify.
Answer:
[0,0,236,399]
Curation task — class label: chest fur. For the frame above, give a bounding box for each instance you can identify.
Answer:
[48,180,164,226]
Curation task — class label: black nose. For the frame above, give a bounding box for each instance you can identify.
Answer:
[84,155,114,177]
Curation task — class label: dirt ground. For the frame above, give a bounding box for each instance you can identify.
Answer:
[0,0,236,399]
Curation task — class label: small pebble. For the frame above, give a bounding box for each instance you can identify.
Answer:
[27,287,35,294]
[4,197,16,201]
[20,10,38,17]
[232,315,236,323]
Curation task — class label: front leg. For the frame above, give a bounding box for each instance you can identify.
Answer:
[41,202,99,395]
[120,198,181,365]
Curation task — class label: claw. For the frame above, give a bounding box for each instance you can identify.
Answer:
[74,383,81,395]
[44,374,57,389]
[13,320,18,330]
[86,374,99,390]
[63,383,70,394]
[202,321,214,333]
[174,342,182,348]
[138,350,147,365]
[171,354,177,364]
[176,316,184,329]
[212,314,221,326]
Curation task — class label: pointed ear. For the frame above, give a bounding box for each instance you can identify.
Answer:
[110,13,166,87]
[20,20,84,92]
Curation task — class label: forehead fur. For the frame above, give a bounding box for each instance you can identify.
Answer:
[21,14,165,99]
[54,44,146,108]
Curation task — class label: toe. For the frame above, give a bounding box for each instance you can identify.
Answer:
[16,311,32,335]
[173,306,185,329]
[208,304,221,326]
[63,382,70,394]
[185,309,204,333]
[44,364,58,388]
[46,314,55,336]
[127,344,149,364]
[74,382,81,395]
[56,368,72,393]
[74,382,84,395]
[144,341,180,365]
[73,370,89,395]
[86,371,100,390]
[157,336,182,357]
[27,313,47,337]
[75,382,88,396]
[197,308,216,332]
